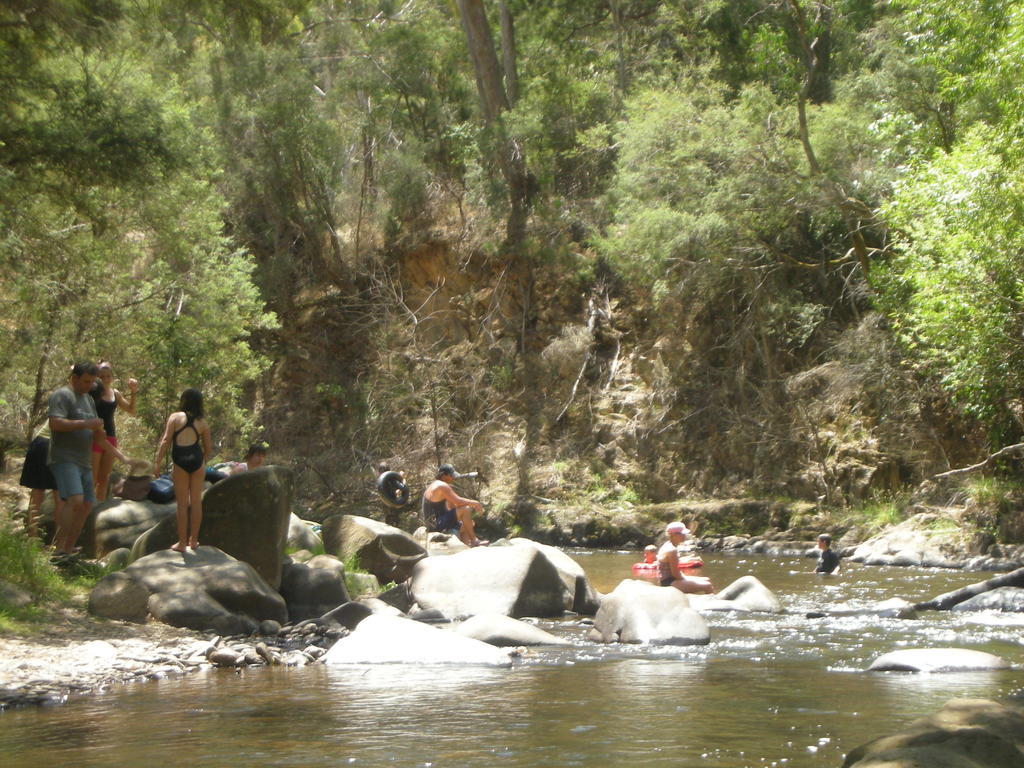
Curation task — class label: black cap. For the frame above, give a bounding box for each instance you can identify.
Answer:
[437,464,459,479]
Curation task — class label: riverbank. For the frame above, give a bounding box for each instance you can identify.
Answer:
[0,598,206,709]
[0,596,340,711]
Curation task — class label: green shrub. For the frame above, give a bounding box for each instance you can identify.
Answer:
[0,522,68,602]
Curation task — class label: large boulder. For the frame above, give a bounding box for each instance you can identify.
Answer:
[843,698,1024,768]
[148,589,257,636]
[688,575,783,613]
[322,514,427,584]
[506,538,601,615]
[454,613,570,647]
[88,546,288,632]
[590,579,709,645]
[409,545,567,619]
[129,466,294,589]
[867,648,1010,673]
[322,614,513,666]
[90,499,176,558]
[850,514,966,568]
[279,556,350,621]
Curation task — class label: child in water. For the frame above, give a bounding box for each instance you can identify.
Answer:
[642,544,658,564]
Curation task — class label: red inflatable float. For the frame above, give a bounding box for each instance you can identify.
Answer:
[631,555,704,577]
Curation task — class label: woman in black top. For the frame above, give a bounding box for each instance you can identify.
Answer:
[90,362,138,500]
[155,389,212,552]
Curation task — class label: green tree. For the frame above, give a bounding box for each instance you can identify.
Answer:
[0,3,274,451]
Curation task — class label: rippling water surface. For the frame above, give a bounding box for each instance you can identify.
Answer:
[2,553,1022,767]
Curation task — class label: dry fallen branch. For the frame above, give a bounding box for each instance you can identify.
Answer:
[932,442,1024,480]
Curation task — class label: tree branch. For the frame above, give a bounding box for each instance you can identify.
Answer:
[932,443,1024,480]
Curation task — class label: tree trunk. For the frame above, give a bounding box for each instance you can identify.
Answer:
[499,0,519,105]
[455,0,531,247]
[788,0,878,275]
[915,567,1024,611]
[457,0,509,123]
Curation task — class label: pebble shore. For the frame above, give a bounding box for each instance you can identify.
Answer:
[0,605,346,711]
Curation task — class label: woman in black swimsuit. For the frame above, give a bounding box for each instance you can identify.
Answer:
[154,388,212,552]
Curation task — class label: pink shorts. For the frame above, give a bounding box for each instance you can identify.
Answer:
[92,435,118,454]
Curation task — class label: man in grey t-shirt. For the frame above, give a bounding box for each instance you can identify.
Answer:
[48,362,127,556]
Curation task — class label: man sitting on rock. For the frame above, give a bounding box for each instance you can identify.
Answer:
[659,521,714,594]
[422,464,488,547]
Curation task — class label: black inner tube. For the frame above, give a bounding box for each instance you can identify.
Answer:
[376,471,410,508]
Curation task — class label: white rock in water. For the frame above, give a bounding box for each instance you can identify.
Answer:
[323,615,513,667]
[868,647,1009,673]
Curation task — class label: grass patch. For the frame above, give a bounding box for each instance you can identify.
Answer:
[848,493,909,533]
[966,476,1024,508]
[0,521,68,600]
[0,520,71,629]
[0,516,117,631]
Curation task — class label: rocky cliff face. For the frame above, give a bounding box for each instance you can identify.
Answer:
[251,237,981,518]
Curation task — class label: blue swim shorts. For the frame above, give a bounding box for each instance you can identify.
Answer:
[50,462,96,504]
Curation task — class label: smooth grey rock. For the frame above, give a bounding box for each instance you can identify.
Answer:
[356,597,405,617]
[507,538,601,614]
[321,514,426,584]
[951,586,1024,613]
[321,601,373,630]
[842,697,1024,768]
[454,613,569,646]
[851,515,965,570]
[689,575,783,613]
[375,582,413,612]
[258,619,282,636]
[88,546,287,631]
[148,589,250,634]
[279,559,349,621]
[409,608,447,623]
[88,570,151,623]
[207,648,244,667]
[99,547,132,571]
[0,580,33,609]
[590,579,709,645]
[287,514,322,552]
[806,598,917,620]
[91,499,176,558]
[413,526,470,555]
[409,545,566,619]
[131,467,294,589]
[322,614,513,666]
[867,648,1009,673]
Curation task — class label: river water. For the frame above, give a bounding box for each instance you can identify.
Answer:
[2,552,1022,767]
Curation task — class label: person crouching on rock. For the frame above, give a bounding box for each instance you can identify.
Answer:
[422,464,489,547]
[659,521,713,594]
